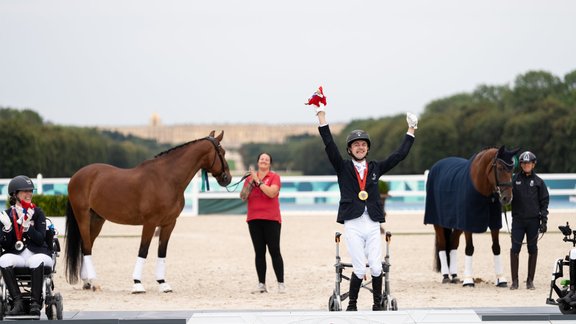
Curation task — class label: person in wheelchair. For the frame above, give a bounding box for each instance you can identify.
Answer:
[0,175,54,317]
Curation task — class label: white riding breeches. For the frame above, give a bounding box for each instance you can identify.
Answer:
[0,248,54,269]
[344,211,383,278]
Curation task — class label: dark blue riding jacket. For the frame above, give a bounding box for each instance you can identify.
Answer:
[319,125,414,224]
[0,207,51,256]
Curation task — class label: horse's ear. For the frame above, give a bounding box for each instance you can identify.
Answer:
[216,131,224,142]
[209,130,215,138]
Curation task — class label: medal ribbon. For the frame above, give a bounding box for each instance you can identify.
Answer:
[354,166,367,194]
[11,208,24,242]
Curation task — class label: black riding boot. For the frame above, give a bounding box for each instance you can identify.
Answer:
[510,250,519,290]
[372,274,384,311]
[346,273,362,311]
[29,264,44,316]
[0,266,26,315]
[526,252,538,290]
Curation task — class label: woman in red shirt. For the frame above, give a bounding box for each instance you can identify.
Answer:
[240,152,284,294]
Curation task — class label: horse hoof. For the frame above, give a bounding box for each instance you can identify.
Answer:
[463,283,475,288]
[132,283,146,294]
[450,278,461,284]
[442,277,451,284]
[496,281,508,288]
[83,282,101,291]
[159,282,173,293]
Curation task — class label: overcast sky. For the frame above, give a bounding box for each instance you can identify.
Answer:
[1,0,575,127]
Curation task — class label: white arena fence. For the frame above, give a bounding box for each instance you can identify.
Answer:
[1,173,575,216]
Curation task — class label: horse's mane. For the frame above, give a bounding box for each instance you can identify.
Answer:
[154,138,202,158]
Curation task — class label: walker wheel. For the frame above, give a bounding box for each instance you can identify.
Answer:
[328,294,341,311]
[390,298,398,311]
[381,295,389,311]
[559,302,576,314]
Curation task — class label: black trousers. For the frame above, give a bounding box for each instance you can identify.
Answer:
[511,218,540,254]
[248,219,284,284]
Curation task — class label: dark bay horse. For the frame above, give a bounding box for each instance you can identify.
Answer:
[65,131,231,293]
[424,146,519,287]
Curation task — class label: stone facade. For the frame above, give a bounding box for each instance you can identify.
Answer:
[99,116,345,172]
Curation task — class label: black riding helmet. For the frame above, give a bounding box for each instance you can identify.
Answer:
[346,130,371,149]
[8,175,35,195]
[519,151,537,163]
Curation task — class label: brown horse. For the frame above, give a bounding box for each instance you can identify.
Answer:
[424,146,519,287]
[65,131,231,293]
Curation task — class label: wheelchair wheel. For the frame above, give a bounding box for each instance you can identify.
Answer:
[328,294,341,311]
[0,300,5,320]
[54,293,63,320]
[390,298,398,311]
[46,302,56,320]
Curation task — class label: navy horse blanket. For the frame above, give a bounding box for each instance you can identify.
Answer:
[424,156,502,233]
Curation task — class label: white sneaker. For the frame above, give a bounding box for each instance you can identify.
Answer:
[252,282,267,294]
[278,283,286,294]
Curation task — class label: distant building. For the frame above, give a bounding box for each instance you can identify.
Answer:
[99,114,346,172]
[101,114,345,148]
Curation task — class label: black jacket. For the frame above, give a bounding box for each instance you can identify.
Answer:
[0,206,51,256]
[511,171,549,222]
[319,125,414,224]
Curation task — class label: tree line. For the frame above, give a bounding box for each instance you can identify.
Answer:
[1,69,574,178]
[240,69,576,175]
[0,108,171,178]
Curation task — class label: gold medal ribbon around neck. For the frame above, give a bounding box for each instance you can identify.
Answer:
[354,166,368,201]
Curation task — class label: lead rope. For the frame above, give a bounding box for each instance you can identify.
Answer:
[201,169,210,192]
[225,172,251,192]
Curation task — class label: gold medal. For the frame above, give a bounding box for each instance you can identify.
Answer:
[358,190,368,201]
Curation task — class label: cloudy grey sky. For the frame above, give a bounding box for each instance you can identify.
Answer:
[1,0,575,127]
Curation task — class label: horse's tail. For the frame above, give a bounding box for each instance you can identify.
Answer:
[433,227,453,272]
[65,200,82,284]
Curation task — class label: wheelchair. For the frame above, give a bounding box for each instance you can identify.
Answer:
[328,231,398,311]
[0,218,64,320]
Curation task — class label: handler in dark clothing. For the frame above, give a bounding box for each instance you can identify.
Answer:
[315,107,417,311]
[510,151,549,290]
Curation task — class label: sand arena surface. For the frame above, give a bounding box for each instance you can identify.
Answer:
[51,212,572,312]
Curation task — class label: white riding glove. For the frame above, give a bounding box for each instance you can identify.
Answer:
[0,211,12,232]
[406,112,418,129]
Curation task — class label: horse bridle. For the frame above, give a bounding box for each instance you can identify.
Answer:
[491,156,514,198]
[204,136,230,185]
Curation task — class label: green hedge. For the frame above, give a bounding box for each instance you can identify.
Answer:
[5,195,68,216]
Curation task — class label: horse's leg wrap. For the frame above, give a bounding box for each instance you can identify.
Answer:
[449,250,458,278]
[81,255,97,281]
[81,255,99,290]
[493,254,507,287]
[438,250,449,275]
[462,255,474,287]
[131,257,146,294]
[156,258,172,293]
